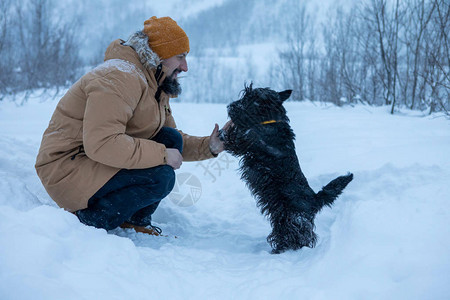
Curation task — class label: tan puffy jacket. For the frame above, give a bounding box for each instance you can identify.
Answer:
[35,33,214,212]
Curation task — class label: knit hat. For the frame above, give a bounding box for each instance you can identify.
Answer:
[143,16,190,60]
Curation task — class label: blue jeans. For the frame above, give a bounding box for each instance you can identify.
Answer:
[76,127,183,230]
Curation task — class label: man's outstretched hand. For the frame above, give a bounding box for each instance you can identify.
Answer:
[209,120,233,155]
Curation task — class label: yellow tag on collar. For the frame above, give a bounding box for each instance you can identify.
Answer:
[260,120,278,125]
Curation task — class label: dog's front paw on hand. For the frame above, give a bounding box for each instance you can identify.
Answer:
[218,129,226,142]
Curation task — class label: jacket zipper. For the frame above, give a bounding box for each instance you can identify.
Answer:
[70,145,85,160]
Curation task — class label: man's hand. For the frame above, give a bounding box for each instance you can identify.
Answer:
[166,148,182,169]
[209,120,233,155]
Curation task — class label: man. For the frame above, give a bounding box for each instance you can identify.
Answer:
[35,16,229,235]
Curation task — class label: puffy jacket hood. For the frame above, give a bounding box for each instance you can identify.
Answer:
[121,31,161,71]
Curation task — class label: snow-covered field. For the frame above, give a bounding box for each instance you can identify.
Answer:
[0,95,449,300]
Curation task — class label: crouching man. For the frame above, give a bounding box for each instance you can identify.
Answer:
[35,16,229,235]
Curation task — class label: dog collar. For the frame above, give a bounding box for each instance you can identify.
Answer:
[260,120,279,125]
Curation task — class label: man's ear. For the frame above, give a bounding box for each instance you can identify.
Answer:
[278,90,293,102]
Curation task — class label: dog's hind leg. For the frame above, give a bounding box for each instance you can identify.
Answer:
[267,213,317,253]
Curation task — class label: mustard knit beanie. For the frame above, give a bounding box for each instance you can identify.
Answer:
[143,16,190,60]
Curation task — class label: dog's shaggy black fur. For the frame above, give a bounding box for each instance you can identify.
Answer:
[220,84,353,254]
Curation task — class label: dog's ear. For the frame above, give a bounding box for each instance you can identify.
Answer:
[278,90,292,102]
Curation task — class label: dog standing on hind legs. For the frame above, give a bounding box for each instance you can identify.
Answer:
[220,84,353,254]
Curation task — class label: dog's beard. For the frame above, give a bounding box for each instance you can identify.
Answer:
[161,70,182,96]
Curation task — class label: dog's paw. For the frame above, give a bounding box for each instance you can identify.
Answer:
[218,129,225,141]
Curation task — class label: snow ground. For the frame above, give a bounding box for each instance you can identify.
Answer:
[0,95,449,300]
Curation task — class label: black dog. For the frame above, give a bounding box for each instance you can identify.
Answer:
[220,84,353,254]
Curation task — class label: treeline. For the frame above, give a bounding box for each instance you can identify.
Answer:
[0,0,81,99]
[279,0,449,114]
[181,0,292,50]
[0,0,448,115]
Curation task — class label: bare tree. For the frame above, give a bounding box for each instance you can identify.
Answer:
[306,31,318,101]
[423,0,450,114]
[402,0,436,110]
[0,0,12,97]
[0,0,81,99]
[278,2,313,101]
[318,7,364,106]
[320,19,341,105]
[354,0,405,113]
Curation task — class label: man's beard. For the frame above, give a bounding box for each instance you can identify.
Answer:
[160,71,182,96]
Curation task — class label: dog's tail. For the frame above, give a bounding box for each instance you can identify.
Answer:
[313,173,353,215]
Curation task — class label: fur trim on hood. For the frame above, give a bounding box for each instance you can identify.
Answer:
[123,31,161,73]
